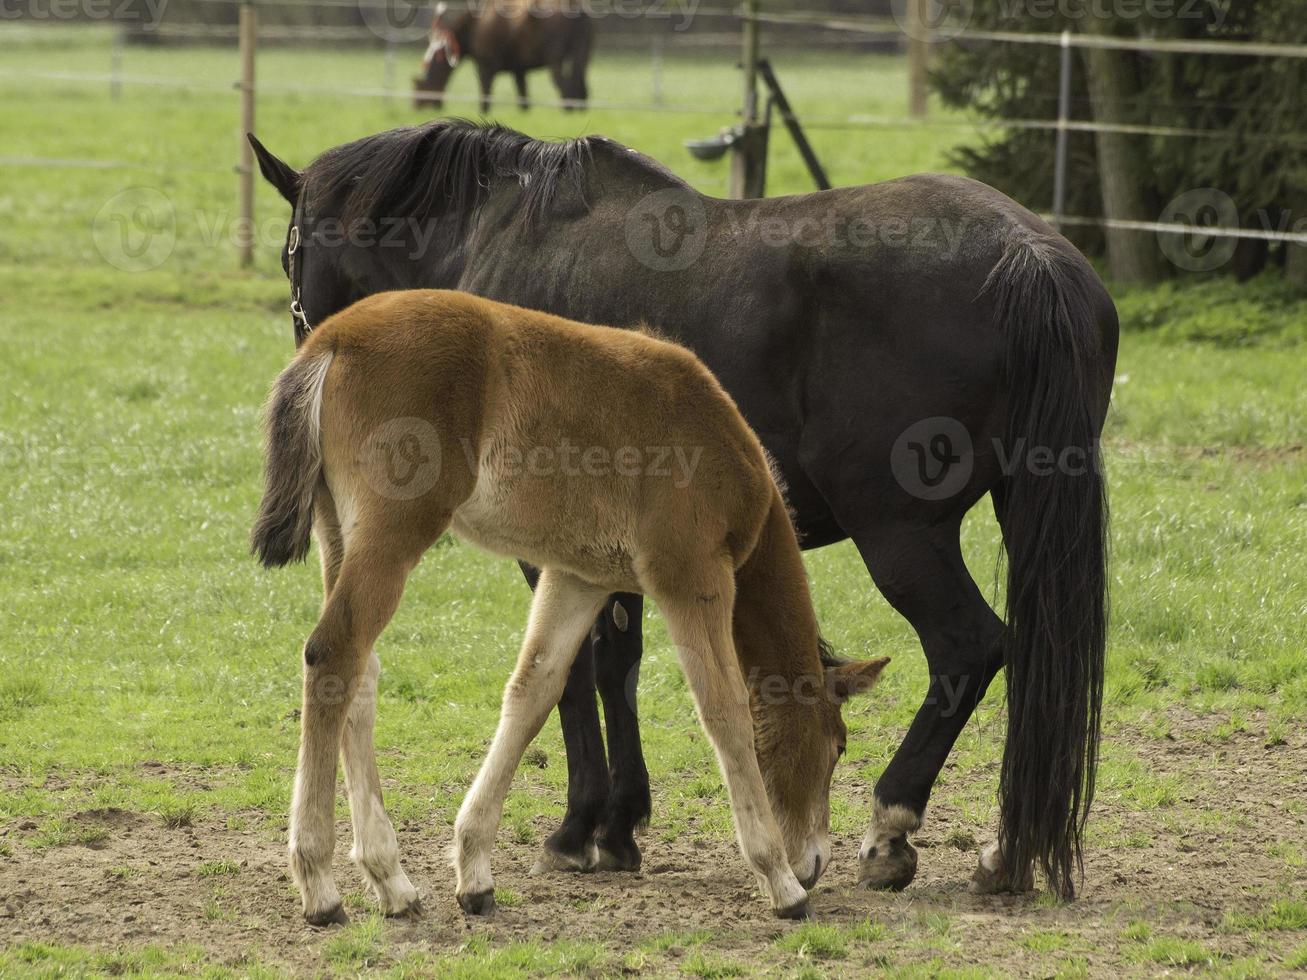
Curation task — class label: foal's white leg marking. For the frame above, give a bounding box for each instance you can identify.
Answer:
[341,651,419,915]
[662,596,808,916]
[858,800,922,862]
[453,570,609,909]
[289,717,345,924]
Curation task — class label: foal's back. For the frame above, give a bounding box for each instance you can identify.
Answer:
[306,290,774,590]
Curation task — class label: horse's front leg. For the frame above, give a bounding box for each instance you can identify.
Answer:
[514,69,529,110]
[453,570,609,914]
[658,574,810,919]
[594,594,650,871]
[477,63,497,114]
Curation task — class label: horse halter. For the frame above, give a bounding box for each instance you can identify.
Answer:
[286,223,311,338]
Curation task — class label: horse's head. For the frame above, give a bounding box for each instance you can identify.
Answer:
[247,135,370,346]
[414,2,466,110]
[753,654,889,889]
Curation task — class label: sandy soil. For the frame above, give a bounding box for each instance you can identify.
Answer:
[2,712,1304,976]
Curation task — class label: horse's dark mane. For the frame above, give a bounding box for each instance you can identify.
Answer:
[303,119,600,228]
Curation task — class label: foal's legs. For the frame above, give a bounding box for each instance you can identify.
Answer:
[657,571,809,918]
[290,523,438,925]
[314,506,420,917]
[453,569,609,913]
[520,563,609,874]
[848,520,1006,892]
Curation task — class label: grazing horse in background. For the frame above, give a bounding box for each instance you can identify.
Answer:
[413,1,593,113]
[247,120,1118,900]
[252,289,887,922]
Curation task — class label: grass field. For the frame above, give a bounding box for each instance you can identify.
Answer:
[1,26,1306,978]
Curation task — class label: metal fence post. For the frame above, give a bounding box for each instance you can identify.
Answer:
[238,0,257,268]
[1052,29,1072,232]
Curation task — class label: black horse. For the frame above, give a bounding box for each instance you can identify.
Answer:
[248,121,1117,900]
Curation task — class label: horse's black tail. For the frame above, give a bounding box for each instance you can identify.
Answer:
[251,349,335,568]
[986,234,1113,899]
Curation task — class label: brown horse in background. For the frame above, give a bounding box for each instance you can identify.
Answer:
[251,289,887,924]
[414,1,593,113]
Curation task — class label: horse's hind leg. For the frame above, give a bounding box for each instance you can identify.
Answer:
[313,499,421,917]
[290,509,444,926]
[453,569,609,914]
[656,569,809,919]
[848,520,1006,892]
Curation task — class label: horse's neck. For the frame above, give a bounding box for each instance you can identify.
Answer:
[732,491,821,684]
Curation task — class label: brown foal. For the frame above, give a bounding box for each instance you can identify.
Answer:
[252,290,887,922]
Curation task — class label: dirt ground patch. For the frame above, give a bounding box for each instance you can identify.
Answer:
[2,713,1304,976]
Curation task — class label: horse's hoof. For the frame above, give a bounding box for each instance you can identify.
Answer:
[775,898,812,920]
[305,903,349,928]
[386,897,423,920]
[593,837,642,873]
[968,842,1035,895]
[457,890,496,916]
[857,835,918,892]
[531,840,597,875]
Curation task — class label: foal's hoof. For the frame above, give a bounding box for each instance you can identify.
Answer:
[457,890,497,916]
[968,841,1035,895]
[593,837,642,873]
[774,898,812,921]
[857,835,918,892]
[305,904,349,928]
[531,840,597,875]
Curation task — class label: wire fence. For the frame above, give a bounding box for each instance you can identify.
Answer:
[5,4,1307,251]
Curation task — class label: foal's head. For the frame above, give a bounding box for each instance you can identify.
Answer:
[751,654,889,888]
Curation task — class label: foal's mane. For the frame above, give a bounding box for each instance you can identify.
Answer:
[303,119,601,228]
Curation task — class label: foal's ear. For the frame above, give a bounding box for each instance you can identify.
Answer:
[828,657,890,703]
[247,133,302,207]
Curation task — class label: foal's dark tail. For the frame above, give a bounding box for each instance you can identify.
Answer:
[986,233,1114,899]
[251,350,335,568]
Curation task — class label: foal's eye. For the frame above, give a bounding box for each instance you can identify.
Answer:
[836,743,847,759]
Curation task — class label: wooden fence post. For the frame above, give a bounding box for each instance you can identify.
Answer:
[730,0,767,199]
[238,0,257,269]
[908,0,931,118]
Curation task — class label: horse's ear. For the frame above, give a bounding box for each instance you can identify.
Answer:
[247,133,301,207]
[828,657,890,703]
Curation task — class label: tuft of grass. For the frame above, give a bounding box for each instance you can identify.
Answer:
[196,858,240,878]
[1223,899,1307,933]
[775,923,848,961]
[158,800,197,829]
[27,817,107,850]
[1140,936,1215,968]
[1122,921,1152,942]
[683,950,749,978]
[1286,942,1307,970]
[324,914,385,970]
[1019,929,1074,953]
